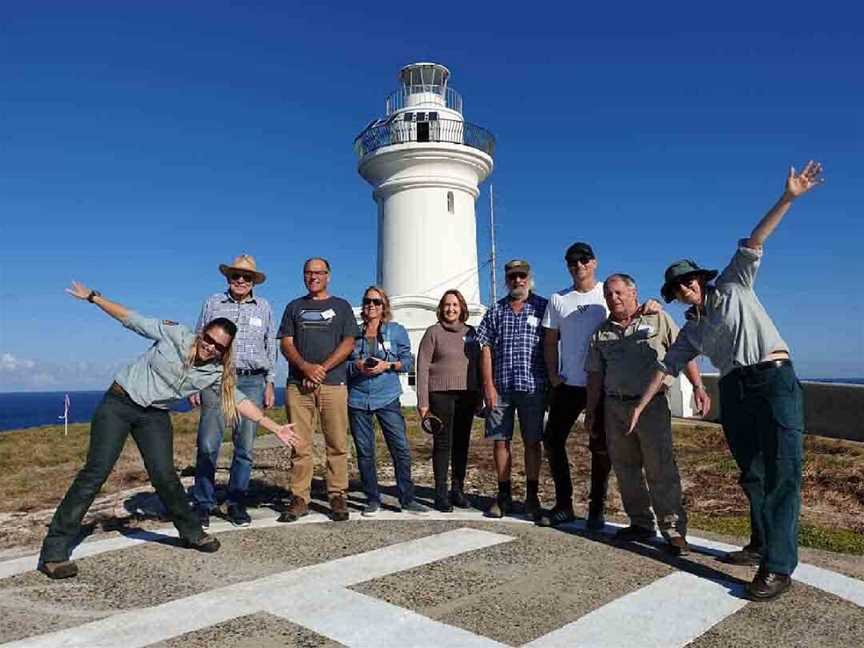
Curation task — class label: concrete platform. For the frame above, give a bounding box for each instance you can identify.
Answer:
[1,504,862,647]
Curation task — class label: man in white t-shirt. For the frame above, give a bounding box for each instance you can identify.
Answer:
[537,242,612,528]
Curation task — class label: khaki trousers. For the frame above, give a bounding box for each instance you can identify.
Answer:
[604,394,687,538]
[285,383,349,503]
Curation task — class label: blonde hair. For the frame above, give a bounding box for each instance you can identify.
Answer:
[187,319,239,425]
[361,285,392,333]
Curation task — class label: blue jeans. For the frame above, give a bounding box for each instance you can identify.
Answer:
[192,374,266,510]
[349,398,415,506]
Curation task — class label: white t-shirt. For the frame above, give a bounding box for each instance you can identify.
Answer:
[541,283,608,387]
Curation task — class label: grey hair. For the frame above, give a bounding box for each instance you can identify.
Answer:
[303,257,331,272]
[603,273,637,293]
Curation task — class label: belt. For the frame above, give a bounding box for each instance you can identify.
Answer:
[729,358,792,377]
[236,368,267,376]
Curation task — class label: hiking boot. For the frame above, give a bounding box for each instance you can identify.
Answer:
[226,503,251,527]
[613,525,655,542]
[402,500,431,514]
[277,497,309,523]
[722,546,763,566]
[330,494,349,522]
[485,495,512,519]
[182,532,221,553]
[361,500,381,517]
[39,560,78,580]
[524,495,542,521]
[450,480,470,508]
[747,568,791,601]
[668,536,690,556]
[535,507,575,528]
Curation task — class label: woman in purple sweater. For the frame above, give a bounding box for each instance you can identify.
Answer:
[417,289,481,511]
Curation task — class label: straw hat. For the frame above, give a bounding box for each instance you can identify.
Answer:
[218,254,266,285]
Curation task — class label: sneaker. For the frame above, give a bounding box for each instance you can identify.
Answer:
[182,532,221,553]
[484,496,512,519]
[277,497,309,523]
[613,525,655,542]
[330,494,350,522]
[668,536,690,556]
[362,500,381,517]
[535,507,576,528]
[402,500,431,514]
[196,508,211,529]
[226,503,252,527]
[39,560,78,580]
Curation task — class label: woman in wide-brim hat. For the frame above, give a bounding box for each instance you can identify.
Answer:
[629,161,824,602]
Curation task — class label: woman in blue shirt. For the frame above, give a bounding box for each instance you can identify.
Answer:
[347,286,428,516]
[39,282,297,580]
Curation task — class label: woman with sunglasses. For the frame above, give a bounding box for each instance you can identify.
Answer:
[38,281,298,580]
[347,286,428,515]
[416,289,481,512]
[628,161,824,602]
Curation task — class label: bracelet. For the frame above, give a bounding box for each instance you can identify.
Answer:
[86,290,101,303]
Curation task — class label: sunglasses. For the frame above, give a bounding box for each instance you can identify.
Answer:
[304,270,329,277]
[201,332,229,355]
[507,272,528,280]
[229,272,255,283]
[362,297,383,306]
[567,256,593,267]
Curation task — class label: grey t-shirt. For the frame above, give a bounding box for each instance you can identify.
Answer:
[277,296,360,385]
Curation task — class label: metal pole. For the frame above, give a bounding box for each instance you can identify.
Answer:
[489,184,497,304]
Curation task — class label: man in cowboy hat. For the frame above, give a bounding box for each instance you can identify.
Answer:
[190,254,277,527]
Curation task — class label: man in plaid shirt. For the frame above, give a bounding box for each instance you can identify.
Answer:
[476,259,548,519]
[190,255,277,528]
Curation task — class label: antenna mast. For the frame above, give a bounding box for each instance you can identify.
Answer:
[489,184,497,303]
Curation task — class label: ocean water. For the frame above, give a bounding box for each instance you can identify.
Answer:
[0,389,289,432]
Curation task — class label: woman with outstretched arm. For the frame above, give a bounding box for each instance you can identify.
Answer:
[627,161,823,602]
[38,282,298,580]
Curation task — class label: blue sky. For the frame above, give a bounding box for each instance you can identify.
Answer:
[1,1,862,391]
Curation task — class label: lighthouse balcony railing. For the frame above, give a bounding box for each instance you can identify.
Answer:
[354,118,495,158]
[385,85,463,115]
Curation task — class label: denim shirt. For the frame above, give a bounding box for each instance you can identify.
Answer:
[347,321,414,411]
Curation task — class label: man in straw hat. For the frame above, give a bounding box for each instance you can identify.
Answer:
[190,254,277,528]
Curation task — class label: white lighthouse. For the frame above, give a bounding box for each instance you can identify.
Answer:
[354,62,495,403]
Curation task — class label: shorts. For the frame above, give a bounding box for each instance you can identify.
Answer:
[484,390,545,442]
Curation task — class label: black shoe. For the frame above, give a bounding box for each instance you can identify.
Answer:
[586,510,606,532]
[524,496,542,521]
[196,508,211,529]
[613,525,655,542]
[450,483,470,509]
[435,494,454,512]
[182,532,221,553]
[747,569,791,601]
[484,495,512,519]
[722,547,763,566]
[226,503,251,527]
[535,507,575,527]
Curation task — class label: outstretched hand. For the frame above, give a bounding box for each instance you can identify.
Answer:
[66,281,92,301]
[273,423,298,448]
[785,161,824,199]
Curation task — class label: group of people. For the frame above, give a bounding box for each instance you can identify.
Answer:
[38,162,822,603]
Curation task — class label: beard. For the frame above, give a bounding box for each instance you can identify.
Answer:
[509,285,529,300]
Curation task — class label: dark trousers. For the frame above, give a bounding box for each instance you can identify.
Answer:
[40,390,204,563]
[543,384,611,512]
[428,390,479,489]
[719,362,804,575]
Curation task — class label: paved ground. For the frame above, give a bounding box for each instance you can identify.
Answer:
[1,495,862,648]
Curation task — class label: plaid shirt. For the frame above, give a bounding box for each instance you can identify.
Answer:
[476,293,548,393]
[196,291,277,383]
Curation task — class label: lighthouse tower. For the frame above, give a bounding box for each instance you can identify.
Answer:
[354,63,495,401]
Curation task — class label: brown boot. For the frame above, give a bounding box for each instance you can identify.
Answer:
[277,496,309,523]
[329,494,349,522]
[39,560,78,579]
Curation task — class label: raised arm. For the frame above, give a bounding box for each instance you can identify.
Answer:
[746,161,824,249]
[66,281,130,322]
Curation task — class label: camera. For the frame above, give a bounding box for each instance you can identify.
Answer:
[363,357,378,369]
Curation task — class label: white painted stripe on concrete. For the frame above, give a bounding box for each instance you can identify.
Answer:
[524,571,749,648]
[4,528,513,648]
[792,563,864,607]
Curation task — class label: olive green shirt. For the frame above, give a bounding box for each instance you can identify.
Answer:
[585,312,678,397]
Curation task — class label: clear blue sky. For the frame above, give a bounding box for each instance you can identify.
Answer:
[1,1,862,391]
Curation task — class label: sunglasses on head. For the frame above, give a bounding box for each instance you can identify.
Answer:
[362,297,383,306]
[229,272,254,283]
[507,272,528,280]
[201,332,229,355]
[567,256,593,266]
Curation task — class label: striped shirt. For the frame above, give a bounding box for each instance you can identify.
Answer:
[196,291,277,383]
[476,293,548,393]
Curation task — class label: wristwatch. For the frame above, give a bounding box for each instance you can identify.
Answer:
[389,363,397,372]
[86,290,101,303]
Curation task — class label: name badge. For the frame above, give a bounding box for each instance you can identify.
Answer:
[320,309,336,320]
[526,315,540,328]
[249,316,263,327]
[637,324,654,335]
